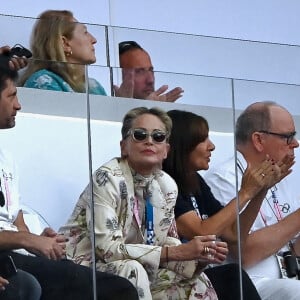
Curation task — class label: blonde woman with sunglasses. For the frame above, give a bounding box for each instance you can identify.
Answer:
[59,107,231,300]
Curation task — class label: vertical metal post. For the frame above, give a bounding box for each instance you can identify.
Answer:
[85,64,97,300]
[231,78,244,300]
[105,25,114,96]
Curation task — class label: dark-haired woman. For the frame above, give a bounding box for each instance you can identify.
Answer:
[162,109,293,300]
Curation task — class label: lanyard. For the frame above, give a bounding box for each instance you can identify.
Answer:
[260,186,283,226]
[271,188,283,220]
[190,195,201,218]
[145,194,154,245]
[133,194,154,245]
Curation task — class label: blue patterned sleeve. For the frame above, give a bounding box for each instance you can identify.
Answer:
[23,70,73,92]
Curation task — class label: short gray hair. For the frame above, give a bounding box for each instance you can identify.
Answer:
[236,101,278,145]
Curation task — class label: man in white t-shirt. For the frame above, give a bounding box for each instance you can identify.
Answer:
[205,101,300,300]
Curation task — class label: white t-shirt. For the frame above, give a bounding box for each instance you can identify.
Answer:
[0,148,31,255]
[204,151,300,282]
[0,148,21,231]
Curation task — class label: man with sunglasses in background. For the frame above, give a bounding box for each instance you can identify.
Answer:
[0,52,138,299]
[114,41,184,102]
[204,101,300,300]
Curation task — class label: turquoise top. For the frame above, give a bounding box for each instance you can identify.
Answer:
[24,69,107,96]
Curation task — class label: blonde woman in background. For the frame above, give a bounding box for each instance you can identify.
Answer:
[19,10,107,95]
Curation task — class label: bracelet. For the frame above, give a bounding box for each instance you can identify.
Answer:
[165,246,169,264]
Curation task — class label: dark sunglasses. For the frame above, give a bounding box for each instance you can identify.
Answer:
[119,41,142,55]
[259,130,297,145]
[126,128,168,143]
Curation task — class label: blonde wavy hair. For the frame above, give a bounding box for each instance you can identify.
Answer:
[19,10,86,92]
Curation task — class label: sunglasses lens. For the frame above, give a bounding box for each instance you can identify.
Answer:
[152,132,166,143]
[133,129,147,141]
[130,129,167,143]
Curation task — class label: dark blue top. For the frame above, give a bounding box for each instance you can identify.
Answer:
[175,173,223,220]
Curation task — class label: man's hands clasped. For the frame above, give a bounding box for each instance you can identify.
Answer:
[26,227,67,260]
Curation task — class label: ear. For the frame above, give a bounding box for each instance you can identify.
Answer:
[252,132,264,152]
[61,36,71,53]
[163,143,170,159]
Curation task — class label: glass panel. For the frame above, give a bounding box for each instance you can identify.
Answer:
[90,64,237,297]
[232,79,300,299]
[103,22,300,300]
[1,12,100,299]
[17,84,89,230]
[91,64,235,164]
[108,25,300,85]
[105,24,300,298]
[0,18,88,234]
[233,78,300,190]
[112,64,233,106]
[0,14,108,94]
